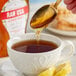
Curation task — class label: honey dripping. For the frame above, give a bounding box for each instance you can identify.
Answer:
[30,0,62,45]
[34,25,47,44]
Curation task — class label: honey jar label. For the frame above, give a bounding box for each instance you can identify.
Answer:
[0,0,28,38]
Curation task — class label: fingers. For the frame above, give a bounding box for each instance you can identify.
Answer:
[72,7,76,13]
[67,0,76,10]
[64,0,76,14]
[64,0,74,4]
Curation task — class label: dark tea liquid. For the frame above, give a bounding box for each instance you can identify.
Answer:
[12,40,58,53]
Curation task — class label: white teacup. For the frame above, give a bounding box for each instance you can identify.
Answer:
[7,33,74,76]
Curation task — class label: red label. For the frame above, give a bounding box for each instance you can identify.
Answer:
[0,6,28,20]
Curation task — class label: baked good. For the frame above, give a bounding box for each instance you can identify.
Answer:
[56,7,76,31]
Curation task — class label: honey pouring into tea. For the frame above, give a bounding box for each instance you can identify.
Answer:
[12,0,62,54]
[30,0,62,41]
[30,0,62,28]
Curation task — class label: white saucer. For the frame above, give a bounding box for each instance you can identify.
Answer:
[47,20,76,37]
[0,55,76,76]
[47,27,76,37]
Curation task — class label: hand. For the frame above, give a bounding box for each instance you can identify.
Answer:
[64,0,76,13]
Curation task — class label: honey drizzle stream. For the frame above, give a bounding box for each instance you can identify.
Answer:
[34,26,46,45]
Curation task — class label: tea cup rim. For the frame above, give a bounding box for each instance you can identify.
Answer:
[7,33,63,55]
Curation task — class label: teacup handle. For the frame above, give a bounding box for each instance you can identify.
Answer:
[59,40,75,63]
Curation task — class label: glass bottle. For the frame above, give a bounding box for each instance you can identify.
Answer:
[0,0,28,57]
[0,0,9,57]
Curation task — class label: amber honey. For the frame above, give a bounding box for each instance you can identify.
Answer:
[0,0,9,57]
